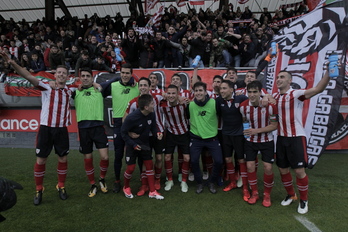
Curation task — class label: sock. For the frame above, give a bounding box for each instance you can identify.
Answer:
[144,160,155,192]
[263,173,274,195]
[247,171,258,193]
[239,162,248,191]
[178,149,183,174]
[123,164,136,188]
[181,160,190,182]
[34,163,45,191]
[84,158,95,185]
[297,175,308,201]
[57,161,67,188]
[281,172,295,196]
[99,159,109,179]
[165,160,173,181]
[154,166,162,180]
[141,170,148,186]
[225,162,236,184]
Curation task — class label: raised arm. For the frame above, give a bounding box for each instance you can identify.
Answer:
[1,52,39,86]
[304,67,330,99]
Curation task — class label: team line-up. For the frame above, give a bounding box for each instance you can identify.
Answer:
[0,49,337,215]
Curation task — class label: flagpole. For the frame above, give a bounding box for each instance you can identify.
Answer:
[254,0,262,12]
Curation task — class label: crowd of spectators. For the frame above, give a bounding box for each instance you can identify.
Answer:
[0,3,308,76]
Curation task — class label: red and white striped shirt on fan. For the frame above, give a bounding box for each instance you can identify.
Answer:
[239,99,278,143]
[273,88,307,137]
[159,100,189,135]
[37,81,73,127]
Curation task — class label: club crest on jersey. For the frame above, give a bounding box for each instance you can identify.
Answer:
[234,103,240,108]
[261,108,267,114]
[285,95,290,101]
[147,120,152,125]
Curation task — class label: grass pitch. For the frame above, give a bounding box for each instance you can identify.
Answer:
[0,148,347,232]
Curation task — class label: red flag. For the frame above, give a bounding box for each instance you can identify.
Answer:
[176,0,187,7]
[189,0,205,5]
[237,0,249,4]
[146,5,165,29]
[145,0,159,14]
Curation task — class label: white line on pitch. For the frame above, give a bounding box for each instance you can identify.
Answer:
[294,215,322,232]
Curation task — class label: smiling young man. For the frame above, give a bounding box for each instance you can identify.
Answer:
[239,80,278,207]
[273,69,331,214]
[73,68,109,198]
[123,77,165,196]
[1,52,73,205]
[159,85,190,193]
[188,81,223,194]
[103,63,139,193]
[215,80,249,200]
[121,94,164,200]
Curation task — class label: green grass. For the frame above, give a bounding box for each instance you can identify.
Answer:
[1,148,348,232]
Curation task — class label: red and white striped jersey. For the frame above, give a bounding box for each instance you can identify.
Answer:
[159,100,189,135]
[209,91,219,99]
[239,99,278,143]
[150,87,164,96]
[37,81,73,127]
[9,46,19,58]
[273,88,306,137]
[235,87,268,97]
[180,88,194,100]
[126,94,165,132]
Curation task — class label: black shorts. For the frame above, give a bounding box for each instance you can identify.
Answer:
[79,126,109,154]
[150,134,165,154]
[276,136,308,169]
[125,145,153,165]
[245,140,275,163]
[36,125,69,158]
[165,131,190,154]
[222,134,245,160]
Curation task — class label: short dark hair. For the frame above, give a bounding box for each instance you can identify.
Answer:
[171,73,182,81]
[193,81,207,91]
[80,67,93,76]
[138,77,151,86]
[121,63,133,73]
[279,70,292,79]
[167,84,178,91]
[221,80,234,89]
[148,72,158,79]
[226,67,237,73]
[138,94,153,110]
[247,80,262,92]
[56,65,69,73]
[213,75,223,82]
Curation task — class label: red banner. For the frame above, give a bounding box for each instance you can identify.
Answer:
[0,109,78,133]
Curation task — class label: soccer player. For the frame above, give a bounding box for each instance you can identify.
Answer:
[149,72,164,95]
[124,77,165,195]
[170,73,192,181]
[1,52,73,205]
[235,71,267,96]
[121,94,164,200]
[159,84,190,192]
[273,69,331,214]
[103,63,139,193]
[239,80,278,207]
[73,68,109,197]
[188,81,223,194]
[216,80,249,201]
